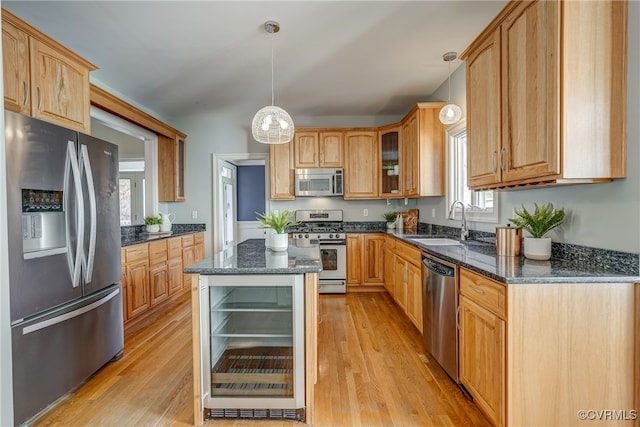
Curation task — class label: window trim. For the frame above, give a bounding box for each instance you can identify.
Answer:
[446,119,499,223]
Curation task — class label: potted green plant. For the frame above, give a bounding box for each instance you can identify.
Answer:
[509,202,566,260]
[383,212,397,230]
[256,209,300,251]
[144,215,162,233]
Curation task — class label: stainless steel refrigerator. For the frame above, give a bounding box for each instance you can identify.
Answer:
[5,111,124,425]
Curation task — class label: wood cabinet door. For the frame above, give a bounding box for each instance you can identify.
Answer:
[501,0,560,183]
[466,29,502,188]
[405,262,422,333]
[158,135,186,202]
[401,112,420,197]
[383,247,395,295]
[149,262,169,306]
[182,245,195,287]
[459,295,505,427]
[2,20,30,115]
[319,131,343,167]
[379,127,401,197]
[393,256,407,310]
[29,38,91,133]
[344,131,379,199]
[294,131,319,168]
[167,257,184,295]
[125,260,150,319]
[269,142,295,200]
[363,234,384,285]
[346,234,363,285]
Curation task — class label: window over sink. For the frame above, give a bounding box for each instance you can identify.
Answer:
[446,119,498,223]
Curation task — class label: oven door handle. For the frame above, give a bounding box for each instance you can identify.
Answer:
[320,240,346,245]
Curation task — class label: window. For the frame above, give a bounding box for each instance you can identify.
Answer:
[446,120,498,222]
[119,172,146,225]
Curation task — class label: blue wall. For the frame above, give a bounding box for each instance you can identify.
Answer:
[236,165,265,221]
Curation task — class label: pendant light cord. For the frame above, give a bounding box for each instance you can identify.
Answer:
[447,59,452,103]
[271,33,275,106]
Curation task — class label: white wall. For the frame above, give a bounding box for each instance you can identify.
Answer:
[169,2,639,255]
[419,2,640,254]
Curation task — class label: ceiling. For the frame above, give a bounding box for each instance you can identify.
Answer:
[3,1,506,121]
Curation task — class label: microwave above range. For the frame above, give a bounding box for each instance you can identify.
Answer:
[294,168,343,197]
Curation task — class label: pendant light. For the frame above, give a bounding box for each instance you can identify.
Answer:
[439,51,462,125]
[251,21,295,144]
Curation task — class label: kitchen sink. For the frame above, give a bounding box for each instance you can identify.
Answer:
[409,238,462,246]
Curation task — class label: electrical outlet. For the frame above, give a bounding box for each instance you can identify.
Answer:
[432,208,436,218]
[363,209,369,217]
[192,210,198,219]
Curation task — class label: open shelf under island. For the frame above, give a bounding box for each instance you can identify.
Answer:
[184,239,322,425]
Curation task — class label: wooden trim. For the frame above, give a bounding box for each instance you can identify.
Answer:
[304,272,319,425]
[190,274,204,426]
[636,283,640,427]
[2,8,97,71]
[90,83,186,138]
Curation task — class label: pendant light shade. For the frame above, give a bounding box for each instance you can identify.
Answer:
[439,51,462,125]
[251,21,294,144]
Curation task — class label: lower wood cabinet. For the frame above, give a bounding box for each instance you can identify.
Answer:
[346,233,385,288]
[384,236,422,333]
[459,268,506,427]
[121,232,204,326]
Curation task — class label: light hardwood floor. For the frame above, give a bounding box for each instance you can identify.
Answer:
[31,291,490,427]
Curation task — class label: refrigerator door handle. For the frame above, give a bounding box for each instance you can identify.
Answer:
[64,141,84,288]
[21,287,120,335]
[79,144,97,283]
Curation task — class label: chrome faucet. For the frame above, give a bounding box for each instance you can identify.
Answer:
[448,200,469,241]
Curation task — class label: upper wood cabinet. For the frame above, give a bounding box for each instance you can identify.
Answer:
[400,103,446,197]
[158,134,186,202]
[2,9,96,133]
[379,124,402,198]
[461,0,627,190]
[344,130,379,199]
[294,130,343,168]
[269,141,295,200]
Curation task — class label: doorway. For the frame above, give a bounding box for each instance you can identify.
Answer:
[212,154,270,253]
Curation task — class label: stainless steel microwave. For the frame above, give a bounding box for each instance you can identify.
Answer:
[294,168,343,197]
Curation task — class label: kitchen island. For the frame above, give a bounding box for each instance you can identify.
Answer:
[184,239,322,425]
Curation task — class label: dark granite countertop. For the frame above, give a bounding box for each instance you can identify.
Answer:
[387,232,640,284]
[121,223,206,247]
[184,239,322,275]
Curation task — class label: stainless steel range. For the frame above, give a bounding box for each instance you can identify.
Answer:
[291,210,346,294]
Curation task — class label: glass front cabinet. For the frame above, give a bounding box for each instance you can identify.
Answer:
[198,274,306,421]
[379,125,402,197]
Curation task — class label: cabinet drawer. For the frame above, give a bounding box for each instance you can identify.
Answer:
[394,240,421,266]
[460,268,506,318]
[194,232,204,244]
[182,234,194,247]
[167,237,182,259]
[124,243,149,263]
[149,240,168,265]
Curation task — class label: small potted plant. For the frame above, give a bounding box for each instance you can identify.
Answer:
[383,212,397,230]
[509,202,565,260]
[144,215,162,233]
[256,209,300,251]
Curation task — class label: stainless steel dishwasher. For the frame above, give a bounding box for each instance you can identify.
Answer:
[422,252,459,383]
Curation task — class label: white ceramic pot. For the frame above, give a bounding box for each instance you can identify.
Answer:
[269,233,289,252]
[146,224,160,233]
[523,237,552,260]
[386,222,396,230]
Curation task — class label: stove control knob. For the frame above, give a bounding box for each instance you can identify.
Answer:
[305,233,309,239]
[297,234,303,239]
[335,233,340,239]
[329,233,334,239]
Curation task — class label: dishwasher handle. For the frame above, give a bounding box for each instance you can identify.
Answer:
[422,257,456,277]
